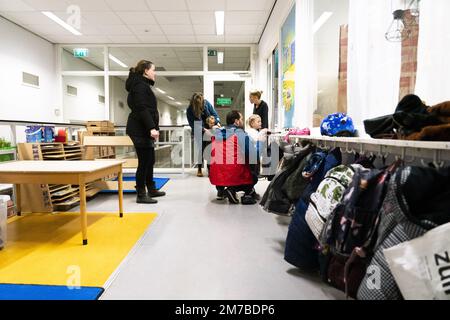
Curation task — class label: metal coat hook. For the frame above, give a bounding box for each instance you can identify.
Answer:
[359,143,365,157]
[345,142,353,154]
[433,149,445,169]
[378,145,390,158]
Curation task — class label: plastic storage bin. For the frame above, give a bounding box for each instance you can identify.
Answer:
[0,195,9,250]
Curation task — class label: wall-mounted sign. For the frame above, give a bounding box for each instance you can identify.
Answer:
[73,48,89,58]
[216,97,232,106]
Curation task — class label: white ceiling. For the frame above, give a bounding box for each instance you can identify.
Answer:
[0,0,276,44]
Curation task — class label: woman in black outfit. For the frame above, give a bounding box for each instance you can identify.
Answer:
[250,90,269,129]
[126,60,166,204]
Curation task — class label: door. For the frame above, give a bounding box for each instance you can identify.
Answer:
[204,74,252,128]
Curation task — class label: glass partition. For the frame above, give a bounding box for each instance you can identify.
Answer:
[208,47,250,71]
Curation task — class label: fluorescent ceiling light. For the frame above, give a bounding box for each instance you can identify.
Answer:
[217,51,224,64]
[313,12,333,34]
[109,54,128,68]
[155,88,166,94]
[167,96,175,101]
[176,102,182,105]
[42,11,82,36]
[215,11,225,36]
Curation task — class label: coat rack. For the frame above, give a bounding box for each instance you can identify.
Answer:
[272,135,450,168]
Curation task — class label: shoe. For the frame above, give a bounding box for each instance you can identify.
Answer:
[148,189,166,198]
[224,188,239,204]
[217,189,225,200]
[241,194,257,205]
[197,170,204,177]
[136,187,157,204]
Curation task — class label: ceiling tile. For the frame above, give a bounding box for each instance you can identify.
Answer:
[226,0,274,11]
[186,0,225,11]
[160,24,194,35]
[189,11,215,24]
[78,23,102,35]
[104,0,149,11]
[82,11,123,25]
[97,24,133,35]
[225,35,254,43]
[153,11,191,25]
[58,35,111,43]
[22,23,75,35]
[70,0,111,11]
[145,0,187,11]
[166,35,197,43]
[137,35,169,43]
[128,24,164,35]
[226,11,267,25]
[225,24,257,35]
[0,0,34,11]
[193,24,216,35]
[21,0,70,11]
[3,11,66,25]
[107,35,140,43]
[196,35,225,43]
[115,11,157,25]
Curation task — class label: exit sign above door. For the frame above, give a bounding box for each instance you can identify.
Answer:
[73,48,89,58]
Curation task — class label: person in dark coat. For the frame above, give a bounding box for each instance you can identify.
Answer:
[126,60,166,204]
[250,90,269,130]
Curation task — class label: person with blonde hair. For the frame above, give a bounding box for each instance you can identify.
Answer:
[250,90,269,130]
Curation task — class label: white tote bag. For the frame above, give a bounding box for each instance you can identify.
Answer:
[383,222,450,300]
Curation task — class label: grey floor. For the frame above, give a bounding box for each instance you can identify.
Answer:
[81,170,345,300]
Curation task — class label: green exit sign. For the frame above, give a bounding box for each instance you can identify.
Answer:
[208,50,217,57]
[217,97,232,106]
[73,48,89,58]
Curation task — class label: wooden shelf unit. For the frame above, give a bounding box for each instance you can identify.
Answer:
[17,142,100,213]
[83,121,116,160]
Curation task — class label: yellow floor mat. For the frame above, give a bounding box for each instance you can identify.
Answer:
[0,212,157,287]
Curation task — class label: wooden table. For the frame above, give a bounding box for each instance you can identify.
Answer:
[0,160,125,245]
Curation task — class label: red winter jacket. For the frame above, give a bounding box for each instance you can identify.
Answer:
[209,127,254,187]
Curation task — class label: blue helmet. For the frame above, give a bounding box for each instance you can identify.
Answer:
[320,113,356,137]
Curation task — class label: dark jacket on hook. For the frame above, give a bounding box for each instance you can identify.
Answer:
[126,70,159,138]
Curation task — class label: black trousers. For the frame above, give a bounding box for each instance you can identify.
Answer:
[134,146,155,190]
[216,172,258,195]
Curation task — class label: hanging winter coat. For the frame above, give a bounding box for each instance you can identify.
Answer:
[260,144,314,215]
[357,166,450,300]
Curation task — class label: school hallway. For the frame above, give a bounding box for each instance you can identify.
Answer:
[90,170,345,300]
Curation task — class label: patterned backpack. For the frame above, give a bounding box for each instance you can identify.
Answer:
[318,161,401,298]
[305,165,357,240]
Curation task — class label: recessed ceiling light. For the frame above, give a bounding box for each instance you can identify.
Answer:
[155,88,166,94]
[109,54,128,68]
[215,11,225,36]
[218,51,224,64]
[42,11,82,36]
[167,96,175,101]
[176,102,182,105]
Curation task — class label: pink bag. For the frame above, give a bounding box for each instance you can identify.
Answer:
[284,128,311,142]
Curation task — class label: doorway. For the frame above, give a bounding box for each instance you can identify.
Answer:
[204,74,252,127]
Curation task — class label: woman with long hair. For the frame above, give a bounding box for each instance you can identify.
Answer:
[126,60,166,203]
[186,92,221,177]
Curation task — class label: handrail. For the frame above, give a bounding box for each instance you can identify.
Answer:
[0,119,87,127]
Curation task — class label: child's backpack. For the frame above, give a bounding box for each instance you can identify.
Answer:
[318,161,401,298]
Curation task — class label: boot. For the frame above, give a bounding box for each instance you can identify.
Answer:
[136,186,157,204]
[197,167,203,177]
[147,182,166,198]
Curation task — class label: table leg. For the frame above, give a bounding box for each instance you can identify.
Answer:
[79,182,88,245]
[118,169,124,218]
[15,184,21,216]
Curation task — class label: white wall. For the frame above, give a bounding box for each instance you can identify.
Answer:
[257,0,296,129]
[110,77,129,126]
[0,16,59,141]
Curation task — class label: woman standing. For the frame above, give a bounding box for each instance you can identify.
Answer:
[186,93,221,177]
[250,90,269,130]
[126,60,166,204]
